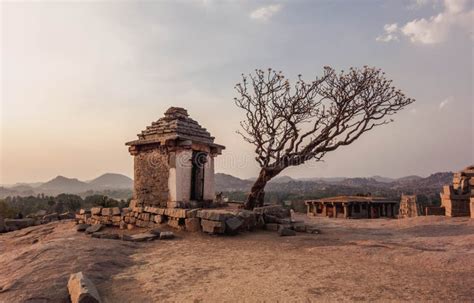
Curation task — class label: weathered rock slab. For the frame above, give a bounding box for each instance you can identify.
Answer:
[123,233,158,242]
[68,272,102,303]
[85,224,103,235]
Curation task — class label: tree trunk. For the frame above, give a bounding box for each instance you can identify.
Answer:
[244,168,280,210]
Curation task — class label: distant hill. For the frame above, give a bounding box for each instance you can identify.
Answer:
[371,175,395,183]
[0,173,134,199]
[215,173,252,192]
[88,173,133,189]
[38,176,90,194]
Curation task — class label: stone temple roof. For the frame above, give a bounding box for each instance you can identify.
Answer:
[126,107,225,149]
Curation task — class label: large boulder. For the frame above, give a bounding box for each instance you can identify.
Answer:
[67,272,102,303]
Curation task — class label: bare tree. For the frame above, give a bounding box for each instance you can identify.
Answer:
[234,66,414,210]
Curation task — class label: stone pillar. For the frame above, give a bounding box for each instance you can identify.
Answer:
[322,203,327,217]
[333,203,337,218]
[169,149,192,203]
[203,155,216,201]
[343,203,349,219]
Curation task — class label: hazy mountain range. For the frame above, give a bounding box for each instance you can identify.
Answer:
[0,173,133,199]
[215,172,452,195]
[0,171,452,199]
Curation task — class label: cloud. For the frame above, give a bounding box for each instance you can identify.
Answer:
[377,0,473,44]
[376,23,399,42]
[407,0,436,10]
[439,96,453,109]
[249,4,282,22]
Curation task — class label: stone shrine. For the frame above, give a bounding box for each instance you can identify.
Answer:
[126,107,225,209]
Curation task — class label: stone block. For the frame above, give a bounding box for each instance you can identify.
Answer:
[185,218,201,232]
[165,208,187,218]
[112,216,121,223]
[79,209,90,215]
[101,208,113,216]
[68,272,101,303]
[91,207,102,215]
[225,217,243,234]
[201,219,225,234]
[127,224,134,230]
[111,207,121,216]
[154,215,165,224]
[121,208,131,216]
[197,210,234,222]
[167,218,184,230]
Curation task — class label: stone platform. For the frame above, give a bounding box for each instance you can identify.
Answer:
[75,205,316,236]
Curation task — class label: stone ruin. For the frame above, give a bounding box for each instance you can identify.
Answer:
[126,106,225,209]
[74,107,318,236]
[398,194,422,218]
[440,165,474,217]
[0,211,75,233]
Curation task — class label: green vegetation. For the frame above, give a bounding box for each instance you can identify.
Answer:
[0,194,129,219]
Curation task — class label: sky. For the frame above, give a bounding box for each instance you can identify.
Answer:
[1,0,473,184]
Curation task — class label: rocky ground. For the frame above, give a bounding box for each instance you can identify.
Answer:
[0,215,473,302]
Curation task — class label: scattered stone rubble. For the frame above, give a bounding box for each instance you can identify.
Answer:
[440,165,474,217]
[0,211,75,233]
